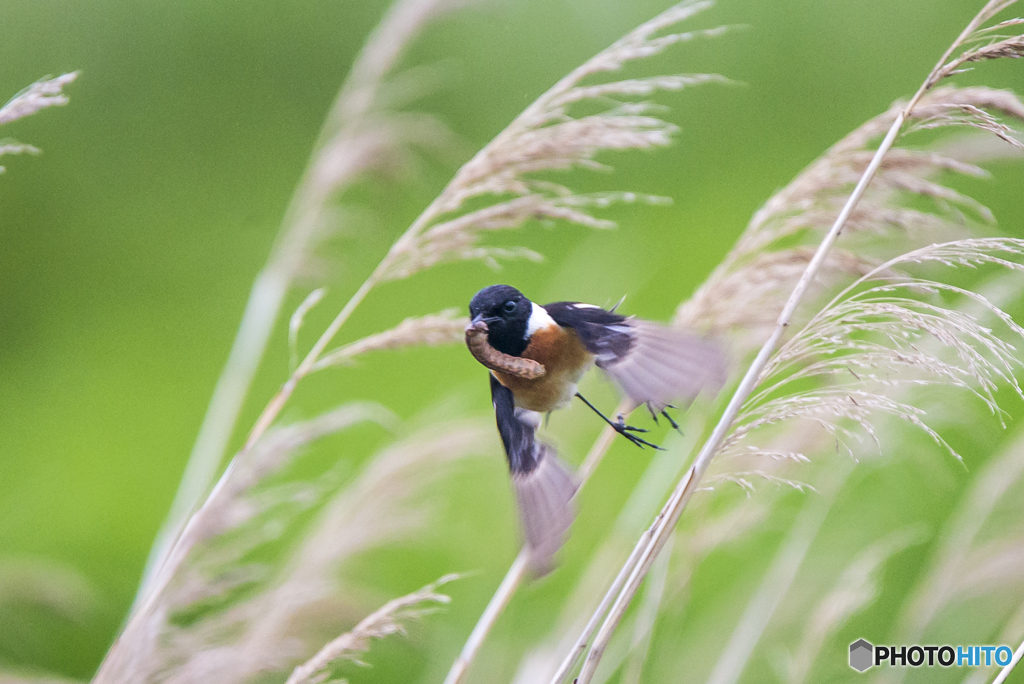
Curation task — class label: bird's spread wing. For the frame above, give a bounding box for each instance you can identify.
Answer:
[545,301,727,412]
[490,375,576,574]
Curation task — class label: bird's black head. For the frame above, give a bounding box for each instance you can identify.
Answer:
[468,284,532,357]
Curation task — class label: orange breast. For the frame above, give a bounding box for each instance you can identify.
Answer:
[493,325,594,412]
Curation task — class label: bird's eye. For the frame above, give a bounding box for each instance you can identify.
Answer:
[503,300,517,313]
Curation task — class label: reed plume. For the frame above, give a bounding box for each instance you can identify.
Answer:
[285,574,459,684]
[0,72,77,172]
[110,0,732,679]
[73,1,1024,682]
[0,71,86,684]
[565,2,1024,680]
[439,3,731,680]
[147,0,470,598]
[95,408,487,683]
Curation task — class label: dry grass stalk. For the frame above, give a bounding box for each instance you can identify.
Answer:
[551,500,769,677]
[528,412,702,682]
[0,73,77,173]
[535,415,774,684]
[444,551,532,684]
[240,0,729,463]
[150,0,470,601]
[312,309,469,371]
[0,675,82,684]
[929,2,1024,87]
[94,403,395,683]
[780,527,925,684]
[677,86,1024,343]
[123,419,485,684]
[569,3,1024,681]
[0,73,77,126]
[619,533,673,684]
[697,275,1024,684]
[720,238,1024,475]
[289,288,328,371]
[896,426,1024,647]
[565,248,1024,681]
[285,574,459,684]
[379,0,729,282]
[438,5,732,681]
[993,638,1024,684]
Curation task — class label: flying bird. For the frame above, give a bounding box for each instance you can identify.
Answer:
[467,284,726,572]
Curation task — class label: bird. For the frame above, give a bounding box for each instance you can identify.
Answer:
[467,284,727,573]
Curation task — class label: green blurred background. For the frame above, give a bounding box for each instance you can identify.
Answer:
[2,0,1023,681]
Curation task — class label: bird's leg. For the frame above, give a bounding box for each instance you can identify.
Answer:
[575,393,663,450]
[661,410,684,435]
[646,402,684,436]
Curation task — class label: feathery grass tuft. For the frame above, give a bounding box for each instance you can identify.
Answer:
[312,309,468,371]
[148,0,472,597]
[379,1,727,282]
[79,1,1024,683]
[566,3,1024,681]
[0,72,77,172]
[97,411,486,683]
[285,574,459,684]
[0,73,78,126]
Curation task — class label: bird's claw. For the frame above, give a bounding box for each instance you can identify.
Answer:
[614,414,649,433]
[647,403,684,435]
[612,415,663,450]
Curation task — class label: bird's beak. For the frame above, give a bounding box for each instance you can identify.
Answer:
[472,313,499,326]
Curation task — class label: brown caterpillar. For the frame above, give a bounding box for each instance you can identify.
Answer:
[465,320,546,379]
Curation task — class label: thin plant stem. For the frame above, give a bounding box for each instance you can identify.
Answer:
[443,551,531,684]
[704,463,852,684]
[444,402,627,684]
[549,416,698,684]
[139,0,458,602]
[138,232,426,628]
[240,188,450,453]
[621,534,673,684]
[574,112,904,684]
[286,574,458,684]
[244,276,378,450]
[548,515,649,684]
[135,267,288,607]
[992,637,1024,684]
[569,3,1014,680]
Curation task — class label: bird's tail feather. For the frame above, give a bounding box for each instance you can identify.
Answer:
[512,445,577,575]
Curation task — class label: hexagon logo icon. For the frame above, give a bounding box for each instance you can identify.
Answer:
[849,639,874,672]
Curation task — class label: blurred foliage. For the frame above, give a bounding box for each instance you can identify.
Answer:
[1,0,1023,682]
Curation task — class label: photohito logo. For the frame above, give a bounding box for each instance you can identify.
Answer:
[849,640,873,672]
[849,639,1014,672]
